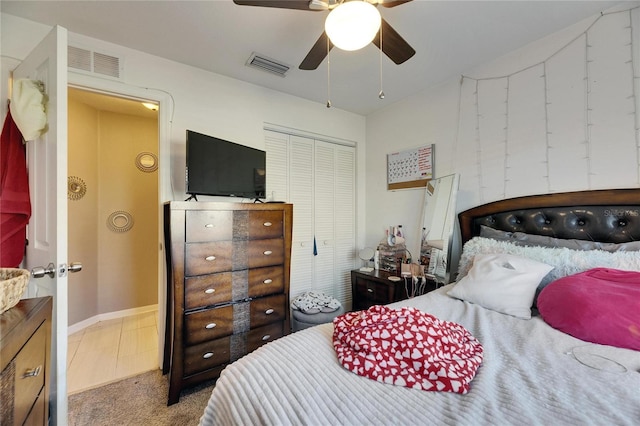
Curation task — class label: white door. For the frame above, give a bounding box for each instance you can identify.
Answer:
[15,25,69,425]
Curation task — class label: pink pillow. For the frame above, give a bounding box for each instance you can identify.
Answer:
[538,268,640,351]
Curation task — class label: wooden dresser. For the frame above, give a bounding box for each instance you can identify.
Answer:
[163,201,293,405]
[0,297,52,425]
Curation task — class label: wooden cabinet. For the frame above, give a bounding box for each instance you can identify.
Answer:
[0,297,52,426]
[163,202,292,405]
[351,270,437,311]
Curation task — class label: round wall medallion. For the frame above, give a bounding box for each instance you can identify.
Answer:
[68,176,87,201]
[107,211,134,233]
[135,152,158,172]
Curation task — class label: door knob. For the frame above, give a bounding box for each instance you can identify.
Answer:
[31,263,56,279]
[68,262,83,273]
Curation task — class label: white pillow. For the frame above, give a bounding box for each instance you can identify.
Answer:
[448,253,554,319]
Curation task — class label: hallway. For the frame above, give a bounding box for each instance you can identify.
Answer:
[67,310,158,394]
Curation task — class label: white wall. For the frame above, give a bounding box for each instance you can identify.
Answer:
[366,7,640,263]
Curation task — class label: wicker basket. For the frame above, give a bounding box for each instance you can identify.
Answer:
[0,268,30,314]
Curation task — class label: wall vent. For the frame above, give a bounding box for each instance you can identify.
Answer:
[68,45,122,79]
[246,52,290,77]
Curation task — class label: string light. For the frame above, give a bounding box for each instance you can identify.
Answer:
[458,7,638,198]
[379,23,385,100]
[327,36,331,108]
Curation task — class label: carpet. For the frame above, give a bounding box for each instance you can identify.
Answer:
[68,370,214,426]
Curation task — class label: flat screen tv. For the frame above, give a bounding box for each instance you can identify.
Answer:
[186,130,266,199]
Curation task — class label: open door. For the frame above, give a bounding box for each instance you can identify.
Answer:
[13,25,70,425]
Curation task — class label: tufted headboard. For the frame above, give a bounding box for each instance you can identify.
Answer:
[458,188,640,246]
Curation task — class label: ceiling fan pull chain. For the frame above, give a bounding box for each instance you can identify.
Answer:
[379,23,385,100]
[327,35,332,108]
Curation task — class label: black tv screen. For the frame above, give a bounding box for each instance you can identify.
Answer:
[186,130,266,198]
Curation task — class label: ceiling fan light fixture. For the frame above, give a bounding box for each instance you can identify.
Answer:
[308,0,328,10]
[325,1,381,51]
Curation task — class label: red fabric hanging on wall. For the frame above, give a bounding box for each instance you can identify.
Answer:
[0,110,31,267]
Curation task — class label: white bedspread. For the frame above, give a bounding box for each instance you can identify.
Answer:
[200,285,640,426]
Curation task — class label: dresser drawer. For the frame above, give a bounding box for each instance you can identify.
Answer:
[23,387,46,426]
[247,239,284,268]
[185,305,234,345]
[183,322,284,377]
[14,324,46,426]
[185,272,233,310]
[183,335,231,377]
[354,278,394,306]
[246,322,284,352]
[250,294,287,329]
[247,211,284,239]
[186,239,284,276]
[185,266,284,310]
[248,266,284,298]
[186,210,233,242]
[185,241,233,276]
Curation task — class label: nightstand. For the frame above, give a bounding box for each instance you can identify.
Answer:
[351,269,437,311]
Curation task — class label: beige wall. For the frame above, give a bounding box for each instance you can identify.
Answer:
[68,98,99,325]
[68,94,158,326]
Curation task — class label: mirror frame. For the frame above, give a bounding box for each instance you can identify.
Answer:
[418,173,460,284]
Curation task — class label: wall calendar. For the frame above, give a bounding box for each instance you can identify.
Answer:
[387,144,435,190]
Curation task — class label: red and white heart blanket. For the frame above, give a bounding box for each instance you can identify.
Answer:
[333,305,484,394]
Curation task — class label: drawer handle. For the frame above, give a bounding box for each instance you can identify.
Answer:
[205,255,216,261]
[263,278,273,284]
[263,250,272,256]
[367,288,374,293]
[205,323,217,329]
[203,352,214,359]
[264,221,272,227]
[204,288,215,294]
[262,334,271,341]
[23,365,42,378]
[205,224,214,228]
[265,308,275,315]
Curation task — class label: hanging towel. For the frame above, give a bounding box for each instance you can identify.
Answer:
[0,110,32,267]
[10,79,47,141]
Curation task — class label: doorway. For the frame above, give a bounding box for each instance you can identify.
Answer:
[65,88,160,393]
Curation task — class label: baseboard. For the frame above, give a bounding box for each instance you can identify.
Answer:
[68,304,159,335]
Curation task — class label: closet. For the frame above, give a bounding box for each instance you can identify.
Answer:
[265,130,356,310]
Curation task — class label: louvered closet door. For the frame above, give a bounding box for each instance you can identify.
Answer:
[332,143,356,307]
[265,131,289,202]
[313,142,336,297]
[265,130,356,307]
[287,136,315,298]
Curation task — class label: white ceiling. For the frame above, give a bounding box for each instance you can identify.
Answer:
[2,0,631,116]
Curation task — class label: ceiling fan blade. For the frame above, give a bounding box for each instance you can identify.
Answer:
[379,0,413,8]
[372,18,415,65]
[232,0,318,11]
[299,32,334,70]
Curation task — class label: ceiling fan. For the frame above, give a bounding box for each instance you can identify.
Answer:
[232,0,416,70]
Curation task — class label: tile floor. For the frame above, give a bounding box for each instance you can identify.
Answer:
[67,310,159,395]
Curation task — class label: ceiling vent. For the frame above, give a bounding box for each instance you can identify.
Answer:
[246,52,290,77]
[68,45,123,79]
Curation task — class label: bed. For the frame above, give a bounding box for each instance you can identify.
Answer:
[200,189,640,425]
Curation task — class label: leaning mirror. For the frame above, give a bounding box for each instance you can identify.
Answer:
[418,173,459,284]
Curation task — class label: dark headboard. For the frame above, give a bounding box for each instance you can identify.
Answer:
[458,189,640,246]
